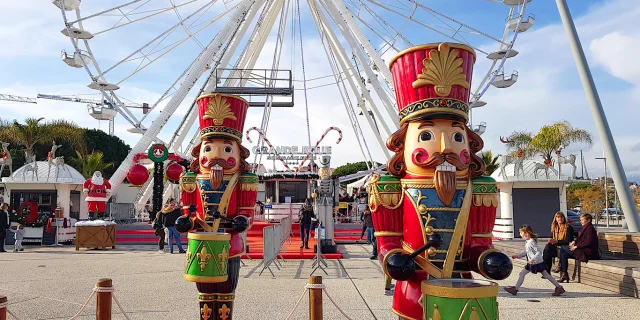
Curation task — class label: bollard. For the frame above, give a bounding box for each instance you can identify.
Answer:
[309,276,323,320]
[96,278,112,320]
[0,295,6,320]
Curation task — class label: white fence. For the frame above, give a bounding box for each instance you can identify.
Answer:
[259,216,292,277]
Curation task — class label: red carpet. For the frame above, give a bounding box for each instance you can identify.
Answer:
[115,222,367,259]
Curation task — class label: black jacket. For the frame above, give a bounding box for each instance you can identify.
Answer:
[299,204,315,225]
[0,210,9,230]
[361,212,374,228]
[162,208,181,228]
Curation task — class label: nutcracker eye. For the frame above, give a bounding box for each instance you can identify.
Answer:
[418,131,434,142]
[224,146,232,153]
[452,132,464,143]
[204,145,212,152]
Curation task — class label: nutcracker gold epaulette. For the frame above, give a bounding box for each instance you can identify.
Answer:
[180,171,197,193]
[367,174,404,212]
[471,176,498,207]
[239,172,258,191]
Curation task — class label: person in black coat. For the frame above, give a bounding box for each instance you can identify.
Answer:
[298,198,315,250]
[0,203,9,253]
[558,213,600,282]
[543,211,575,274]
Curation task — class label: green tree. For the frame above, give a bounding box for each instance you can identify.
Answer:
[0,117,86,162]
[566,183,592,208]
[480,150,500,176]
[529,121,593,164]
[71,151,113,179]
[501,130,534,158]
[34,128,130,178]
[332,161,381,179]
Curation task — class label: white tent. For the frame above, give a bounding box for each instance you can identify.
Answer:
[346,175,371,196]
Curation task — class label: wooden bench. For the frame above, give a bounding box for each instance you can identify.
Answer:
[599,232,640,260]
[494,239,640,298]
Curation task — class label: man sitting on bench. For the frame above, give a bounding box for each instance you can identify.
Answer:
[558,213,600,282]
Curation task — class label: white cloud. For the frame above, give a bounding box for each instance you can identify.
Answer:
[590,32,640,84]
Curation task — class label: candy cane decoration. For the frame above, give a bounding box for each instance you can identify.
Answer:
[296,127,343,172]
[245,127,291,170]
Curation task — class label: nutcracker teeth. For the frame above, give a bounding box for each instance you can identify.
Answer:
[212,164,223,171]
[435,161,456,172]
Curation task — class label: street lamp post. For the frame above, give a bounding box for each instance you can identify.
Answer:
[556,0,640,232]
[596,157,609,227]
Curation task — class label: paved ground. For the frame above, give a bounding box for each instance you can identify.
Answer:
[1,244,639,320]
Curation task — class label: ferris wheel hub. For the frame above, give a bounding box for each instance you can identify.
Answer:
[61,27,93,40]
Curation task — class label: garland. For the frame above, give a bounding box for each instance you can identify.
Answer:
[151,161,164,221]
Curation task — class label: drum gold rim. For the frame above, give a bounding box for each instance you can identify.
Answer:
[421,279,498,298]
[188,232,231,240]
[184,274,229,283]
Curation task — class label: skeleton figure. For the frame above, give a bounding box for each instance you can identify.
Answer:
[0,142,13,177]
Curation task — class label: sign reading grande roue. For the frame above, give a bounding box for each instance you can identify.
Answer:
[252,146,332,161]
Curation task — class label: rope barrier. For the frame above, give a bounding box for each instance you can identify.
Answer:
[284,282,353,320]
[69,285,131,320]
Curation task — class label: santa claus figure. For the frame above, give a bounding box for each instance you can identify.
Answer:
[83,171,111,220]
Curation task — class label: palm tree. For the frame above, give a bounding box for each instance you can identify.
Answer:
[530,121,593,164]
[72,151,113,178]
[0,117,86,161]
[480,150,500,176]
[501,130,534,158]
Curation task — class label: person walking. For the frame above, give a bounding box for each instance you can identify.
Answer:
[362,205,377,259]
[557,213,600,283]
[504,225,565,296]
[543,211,575,274]
[153,208,166,253]
[9,224,25,252]
[163,198,185,254]
[0,203,9,253]
[298,198,315,250]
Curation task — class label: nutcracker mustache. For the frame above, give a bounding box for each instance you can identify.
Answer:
[413,152,468,207]
[203,158,236,189]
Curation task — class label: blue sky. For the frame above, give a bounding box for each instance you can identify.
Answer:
[1,0,639,182]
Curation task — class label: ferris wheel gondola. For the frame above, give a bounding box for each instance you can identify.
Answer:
[53,0,535,199]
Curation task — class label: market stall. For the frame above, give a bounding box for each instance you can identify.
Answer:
[2,161,86,244]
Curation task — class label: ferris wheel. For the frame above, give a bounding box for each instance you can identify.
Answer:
[53,0,534,204]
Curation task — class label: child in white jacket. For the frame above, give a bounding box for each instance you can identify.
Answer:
[9,224,25,252]
[504,225,565,296]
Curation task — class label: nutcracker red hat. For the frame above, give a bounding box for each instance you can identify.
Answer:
[388,42,476,125]
[196,93,249,141]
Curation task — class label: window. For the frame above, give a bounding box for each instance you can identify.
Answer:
[278,181,307,203]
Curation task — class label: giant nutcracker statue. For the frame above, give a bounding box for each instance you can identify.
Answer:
[83,171,112,220]
[368,43,512,320]
[174,93,257,320]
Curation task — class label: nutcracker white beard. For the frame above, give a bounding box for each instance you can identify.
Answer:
[413,151,468,206]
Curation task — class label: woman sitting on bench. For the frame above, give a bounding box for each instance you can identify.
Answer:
[543,211,575,274]
[558,213,600,282]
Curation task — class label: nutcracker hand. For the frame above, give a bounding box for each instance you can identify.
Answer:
[385,252,416,281]
[478,251,513,280]
[174,215,193,233]
[188,205,197,215]
[231,216,250,233]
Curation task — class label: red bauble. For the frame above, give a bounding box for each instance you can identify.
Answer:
[127,164,149,186]
[165,162,184,182]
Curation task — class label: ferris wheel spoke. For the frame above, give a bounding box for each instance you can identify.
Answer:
[67,0,145,25]
[113,5,236,86]
[90,0,201,36]
[354,0,413,48]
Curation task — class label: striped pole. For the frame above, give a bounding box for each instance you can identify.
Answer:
[246,127,291,170]
[296,127,343,172]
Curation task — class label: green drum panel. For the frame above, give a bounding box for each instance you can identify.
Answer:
[184,233,230,283]
[423,295,498,320]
